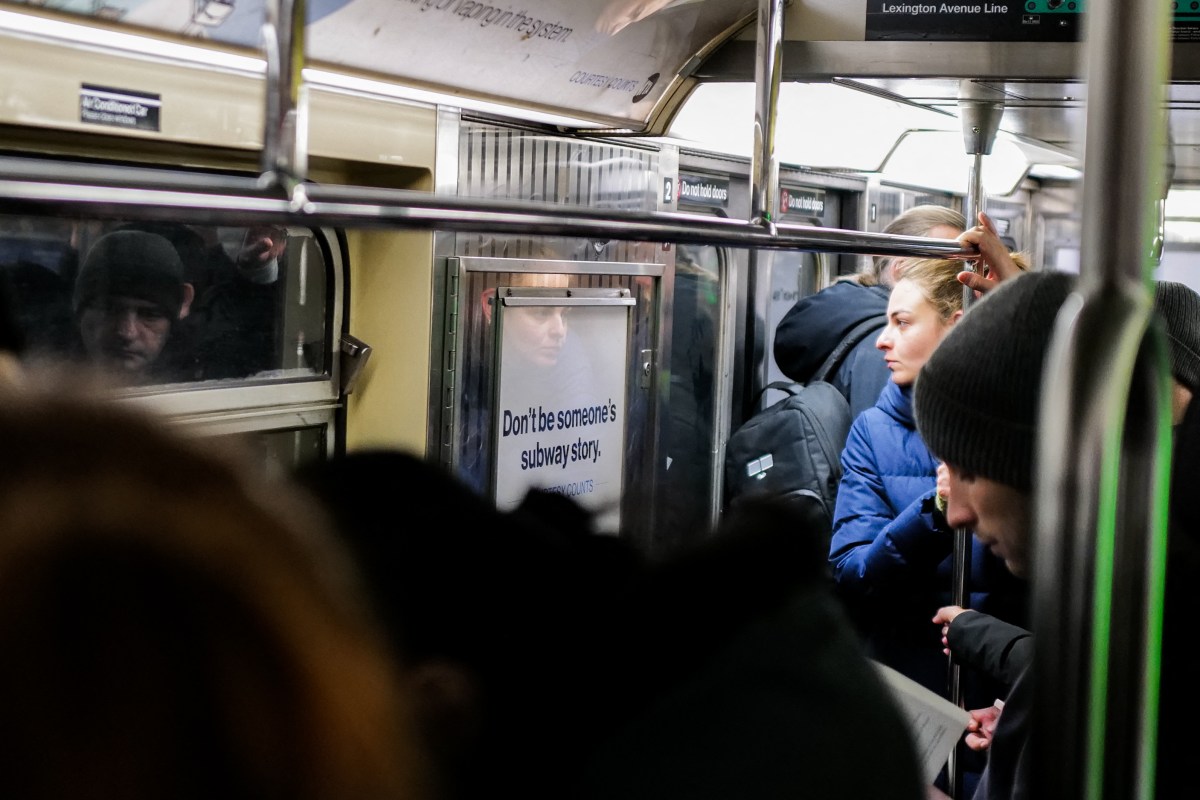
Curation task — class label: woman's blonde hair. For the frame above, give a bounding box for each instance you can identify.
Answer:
[895,258,966,321]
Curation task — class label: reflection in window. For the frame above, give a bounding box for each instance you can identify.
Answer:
[660,243,721,551]
[0,215,329,388]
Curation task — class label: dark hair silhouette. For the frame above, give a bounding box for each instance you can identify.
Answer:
[0,389,428,800]
[295,449,642,800]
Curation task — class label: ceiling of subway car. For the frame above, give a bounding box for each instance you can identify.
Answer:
[819,77,1200,188]
[0,0,758,128]
[679,3,1200,191]
[7,0,1200,188]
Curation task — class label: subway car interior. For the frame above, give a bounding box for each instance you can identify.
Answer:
[0,0,1192,797]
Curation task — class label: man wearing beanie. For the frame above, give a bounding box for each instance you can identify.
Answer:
[73,230,196,384]
[916,273,1200,799]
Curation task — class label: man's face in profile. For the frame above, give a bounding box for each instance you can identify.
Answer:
[942,463,1033,577]
[79,295,172,377]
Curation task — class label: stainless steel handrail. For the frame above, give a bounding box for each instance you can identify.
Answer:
[750,0,784,229]
[0,163,975,259]
[260,0,307,191]
[1035,289,1168,800]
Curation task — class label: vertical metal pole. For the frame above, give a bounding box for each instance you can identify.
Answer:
[1034,0,1172,798]
[750,0,784,230]
[944,82,1004,799]
[948,157,975,786]
[742,0,785,411]
[261,0,308,193]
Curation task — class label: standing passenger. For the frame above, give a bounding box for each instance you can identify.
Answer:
[828,258,1027,791]
[774,205,966,421]
[926,276,1200,800]
[579,494,926,800]
[912,271,1076,800]
[189,224,289,380]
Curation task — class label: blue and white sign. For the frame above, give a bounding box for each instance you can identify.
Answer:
[493,293,629,532]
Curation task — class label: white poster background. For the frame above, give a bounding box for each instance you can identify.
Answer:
[493,300,628,532]
[17,0,755,124]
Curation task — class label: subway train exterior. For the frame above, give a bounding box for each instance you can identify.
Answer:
[0,1,1192,797]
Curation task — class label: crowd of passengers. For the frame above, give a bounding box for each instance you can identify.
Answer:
[0,205,1196,800]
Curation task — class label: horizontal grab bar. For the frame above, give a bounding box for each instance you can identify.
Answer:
[0,159,974,259]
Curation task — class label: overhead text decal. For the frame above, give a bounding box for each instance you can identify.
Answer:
[408,0,574,42]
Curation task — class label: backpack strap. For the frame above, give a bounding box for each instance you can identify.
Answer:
[754,380,802,407]
[812,314,886,383]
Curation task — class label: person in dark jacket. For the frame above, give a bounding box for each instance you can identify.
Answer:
[71,229,200,385]
[579,495,926,800]
[925,277,1200,800]
[773,205,965,420]
[295,449,644,800]
[913,271,1077,800]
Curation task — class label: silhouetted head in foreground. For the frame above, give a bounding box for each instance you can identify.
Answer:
[295,449,643,800]
[0,385,429,800]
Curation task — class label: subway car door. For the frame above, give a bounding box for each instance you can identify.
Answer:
[435,119,667,551]
[442,255,659,544]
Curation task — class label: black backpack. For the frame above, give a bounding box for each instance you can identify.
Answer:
[723,314,886,527]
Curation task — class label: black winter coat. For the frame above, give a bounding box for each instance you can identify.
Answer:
[773,280,890,420]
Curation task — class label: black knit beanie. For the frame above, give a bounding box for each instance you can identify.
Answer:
[914,271,1076,492]
[73,230,185,318]
[1153,280,1200,392]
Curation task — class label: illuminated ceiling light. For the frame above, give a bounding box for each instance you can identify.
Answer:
[1166,188,1200,219]
[1163,220,1200,242]
[1028,164,1083,180]
[776,83,958,170]
[668,82,958,170]
[879,130,1034,197]
[666,83,755,157]
[0,8,262,72]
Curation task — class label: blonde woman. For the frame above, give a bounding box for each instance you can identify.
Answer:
[827,258,1028,793]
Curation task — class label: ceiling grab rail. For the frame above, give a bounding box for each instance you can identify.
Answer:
[945,78,1005,800]
[1034,0,1172,797]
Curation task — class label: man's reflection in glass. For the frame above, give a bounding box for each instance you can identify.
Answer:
[73,230,195,384]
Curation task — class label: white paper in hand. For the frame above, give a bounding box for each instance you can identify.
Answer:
[871,660,973,784]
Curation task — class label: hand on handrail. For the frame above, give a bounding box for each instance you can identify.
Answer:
[956,212,1027,297]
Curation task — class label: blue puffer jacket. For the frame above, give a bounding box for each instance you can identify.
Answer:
[829,380,1027,703]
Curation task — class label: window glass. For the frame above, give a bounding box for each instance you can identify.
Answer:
[660,243,721,550]
[0,215,328,388]
[219,425,328,478]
